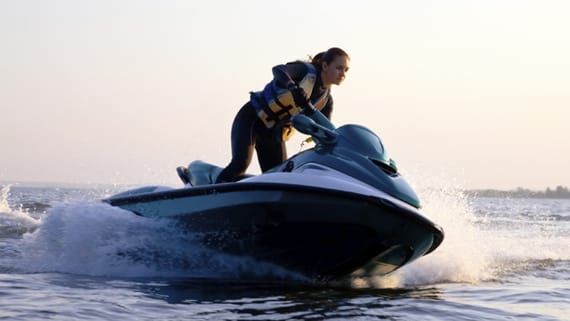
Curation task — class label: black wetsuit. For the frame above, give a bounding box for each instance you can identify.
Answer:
[216,61,333,183]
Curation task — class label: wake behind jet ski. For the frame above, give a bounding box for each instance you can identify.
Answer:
[104,110,444,281]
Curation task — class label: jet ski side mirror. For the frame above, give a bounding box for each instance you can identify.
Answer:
[292,114,338,145]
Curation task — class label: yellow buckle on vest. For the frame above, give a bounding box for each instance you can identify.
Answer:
[257,110,276,128]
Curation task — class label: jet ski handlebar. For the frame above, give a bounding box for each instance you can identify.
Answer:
[292,105,338,145]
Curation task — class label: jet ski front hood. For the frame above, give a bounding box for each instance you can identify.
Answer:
[240,163,436,227]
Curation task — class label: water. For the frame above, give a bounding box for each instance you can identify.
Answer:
[1,183,568,321]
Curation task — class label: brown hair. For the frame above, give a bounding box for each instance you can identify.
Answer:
[310,47,350,71]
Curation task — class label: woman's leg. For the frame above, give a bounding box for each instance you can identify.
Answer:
[255,126,287,172]
[215,102,258,183]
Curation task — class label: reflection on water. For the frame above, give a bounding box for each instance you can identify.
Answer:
[130,278,444,304]
[23,273,565,321]
[27,274,445,321]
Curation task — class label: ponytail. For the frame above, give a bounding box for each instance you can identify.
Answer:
[310,47,349,71]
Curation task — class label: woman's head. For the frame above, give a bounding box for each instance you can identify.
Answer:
[311,47,350,88]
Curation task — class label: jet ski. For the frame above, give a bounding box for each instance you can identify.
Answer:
[104,109,444,281]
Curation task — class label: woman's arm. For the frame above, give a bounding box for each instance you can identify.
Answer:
[271,62,309,88]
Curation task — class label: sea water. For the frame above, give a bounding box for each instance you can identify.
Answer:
[0,183,568,321]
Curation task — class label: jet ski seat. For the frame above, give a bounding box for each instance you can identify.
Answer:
[185,160,224,186]
[178,160,255,186]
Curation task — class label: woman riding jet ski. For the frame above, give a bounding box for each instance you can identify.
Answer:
[105,48,443,280]
[179,47,350,184]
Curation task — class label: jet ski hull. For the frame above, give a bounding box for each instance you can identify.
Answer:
[106,182,443,280]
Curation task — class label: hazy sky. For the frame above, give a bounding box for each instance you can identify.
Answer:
[1,0,569,190]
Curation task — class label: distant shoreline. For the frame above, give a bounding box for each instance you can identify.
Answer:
[466,186,570,199]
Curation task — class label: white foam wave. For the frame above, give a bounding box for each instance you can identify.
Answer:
[0,185,41,237]
[0,184,13,213]
[349,182,493,289]
[353,174,570,289]
[398,185,494,286]
[9,201,305,280]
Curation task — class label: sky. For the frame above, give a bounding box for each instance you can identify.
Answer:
[1,0,569,190]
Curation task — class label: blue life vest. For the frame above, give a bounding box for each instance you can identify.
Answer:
[251,63,329,128]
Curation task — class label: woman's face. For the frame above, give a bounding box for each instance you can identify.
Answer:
[321,55,350,87]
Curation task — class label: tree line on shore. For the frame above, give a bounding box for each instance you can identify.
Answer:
[467,186,570,199]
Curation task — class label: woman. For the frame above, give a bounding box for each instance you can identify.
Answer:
[216,47,350,183]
